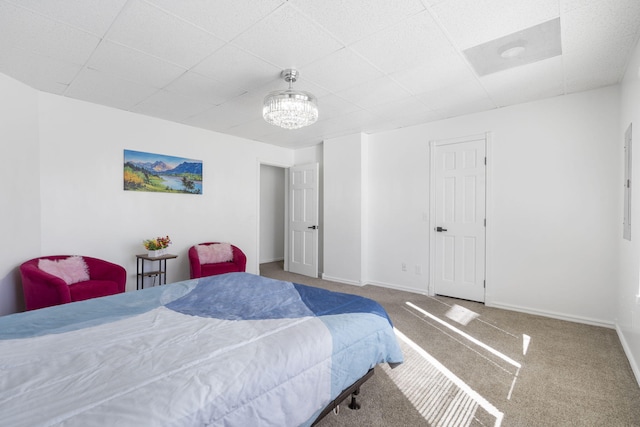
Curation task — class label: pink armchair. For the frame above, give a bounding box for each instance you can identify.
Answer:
[20,255,126,311]
[188,242,247,279]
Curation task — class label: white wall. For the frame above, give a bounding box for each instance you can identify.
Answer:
[1,84,293,314]
[0,74,40,315]
[259,165,285,263]
[617,37,640,382]
[323,134,367,285]
[368,87,621,325]
[367,128,431,293]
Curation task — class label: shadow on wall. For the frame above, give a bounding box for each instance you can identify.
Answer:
[0,268,25,315]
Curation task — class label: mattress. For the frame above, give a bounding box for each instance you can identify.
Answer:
[0,272,403,426]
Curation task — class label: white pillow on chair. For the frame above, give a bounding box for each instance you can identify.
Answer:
[38,256,90,285]
[196,243,233,264]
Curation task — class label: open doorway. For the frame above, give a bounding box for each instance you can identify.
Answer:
[259,164,286,273]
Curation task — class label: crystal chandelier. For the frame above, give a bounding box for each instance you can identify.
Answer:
[263,69,318,130]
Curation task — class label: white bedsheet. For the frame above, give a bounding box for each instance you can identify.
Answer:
[1,307,332,426]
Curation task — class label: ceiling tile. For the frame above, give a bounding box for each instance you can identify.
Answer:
[433,97,496,120]
[254,73,331,100]
[300,48,384,92]
[1,0,639,148]
[314,93,362,121]
[391,53,477,95]
[328,109,385,133]
[367,96,434,123]
[0,47,80,94]
[232,4,343,69]
[147,0,284,41]
[181,105,232,132]
[0,2,100,65]
[412,82,495,120]
[308,110,373,138]
[561,0,640,50]
[226,118,283,141]
[193,45,281,92]
[351,11,455,74]
[131,89,214,122]
[564,34,637,92]
[164,71,246,106]
[87,41,187,88]
[186,92,264,130]
[65,68,158,110]
[432,0,559,49]
[481,56,564,107]
[290,0,426,44]
[391,109,447,129]
[416,75,494,113]
[338,76,414,109]
[258,128,322,149]
[106,0,225,68]
[5,0,128,36]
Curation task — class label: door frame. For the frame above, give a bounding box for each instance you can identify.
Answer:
[256,159,293,276]
[428,132,493,301]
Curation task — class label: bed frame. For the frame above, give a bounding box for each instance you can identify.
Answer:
[312,368,375,425]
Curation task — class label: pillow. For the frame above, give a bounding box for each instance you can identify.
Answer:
[38,256,90,285]
[196,243,233,264]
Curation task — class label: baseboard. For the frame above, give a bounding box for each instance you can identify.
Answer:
[321,274,364,287]
[615,323,640,388]
[487,301,615,329]
[367,280,429,296]
[259,257,284,264]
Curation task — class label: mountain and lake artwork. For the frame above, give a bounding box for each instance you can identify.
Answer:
[124,149,202,194]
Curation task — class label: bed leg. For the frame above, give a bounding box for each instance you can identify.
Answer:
[348,387,361,410]
[311,369,374,425]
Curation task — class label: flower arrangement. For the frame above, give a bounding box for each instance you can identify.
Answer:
[143,235,171,251]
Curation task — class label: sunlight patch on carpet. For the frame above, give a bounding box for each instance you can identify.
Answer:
[384,329,503,427]
[407,302,521,371]
[445,304,479,326]
[522,334,531,355]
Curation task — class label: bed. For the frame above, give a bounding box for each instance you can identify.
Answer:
[0,272,403,426]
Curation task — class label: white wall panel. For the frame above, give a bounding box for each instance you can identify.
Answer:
[368,85,620,324]
[617,36,640,384]
[0,74,40,315]
[323,134,365,285]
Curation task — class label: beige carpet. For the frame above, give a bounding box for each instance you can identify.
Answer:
[260,262,640,427]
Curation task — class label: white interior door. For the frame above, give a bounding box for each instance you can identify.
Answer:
[432,136,486,302]
[288,163,319,277]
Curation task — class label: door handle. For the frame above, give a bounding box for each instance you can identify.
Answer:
[436,226,447,232]
[308,225,318,230]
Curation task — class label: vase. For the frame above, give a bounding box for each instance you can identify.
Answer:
[148,248,167,257]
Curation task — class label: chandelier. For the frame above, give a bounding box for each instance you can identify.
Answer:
[263,69,318,130]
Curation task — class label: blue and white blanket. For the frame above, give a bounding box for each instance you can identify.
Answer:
[0,273,403,426]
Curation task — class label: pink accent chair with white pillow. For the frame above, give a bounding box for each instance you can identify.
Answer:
[188,242,247,279]
[20,255,126,311]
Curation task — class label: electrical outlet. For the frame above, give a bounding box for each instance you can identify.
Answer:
[415,265,421,275]
[401,262,407,272]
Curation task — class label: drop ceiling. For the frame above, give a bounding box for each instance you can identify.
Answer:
[0,0,638,149]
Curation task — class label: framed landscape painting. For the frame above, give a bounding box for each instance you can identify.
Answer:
[124,149,202,194]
